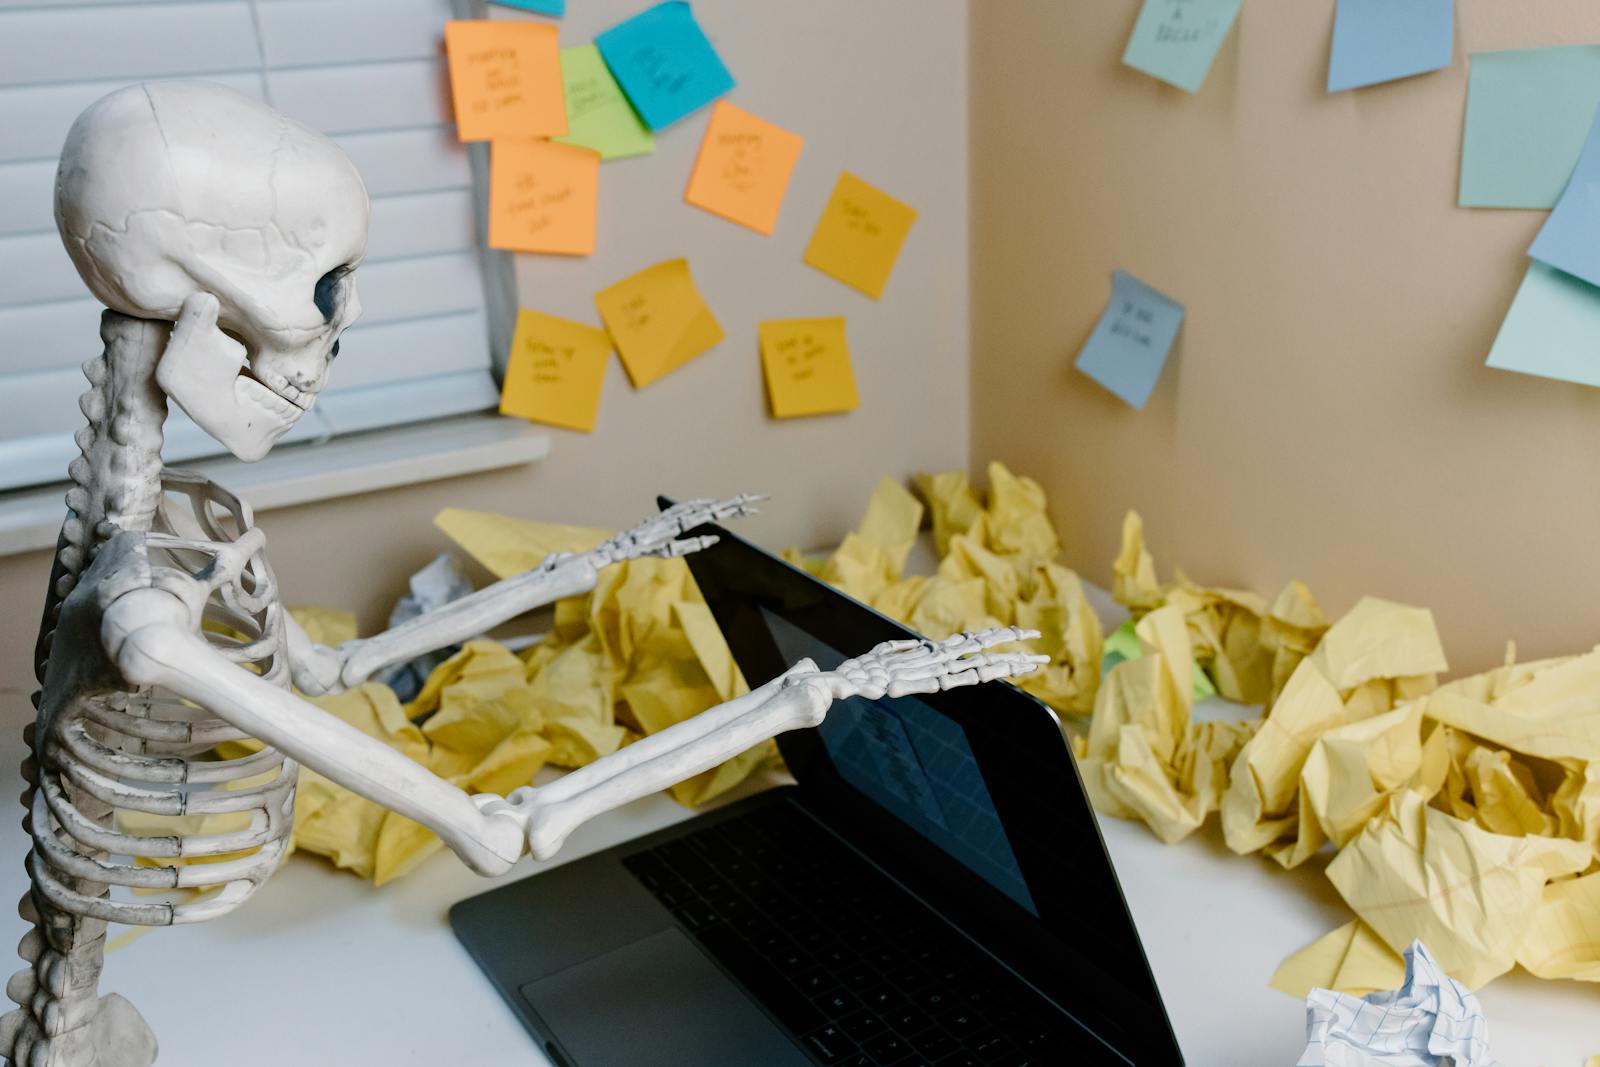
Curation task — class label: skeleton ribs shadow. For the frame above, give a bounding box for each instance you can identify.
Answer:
[5,81,1046,1066]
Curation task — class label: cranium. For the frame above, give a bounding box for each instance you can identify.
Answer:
[55,81,370,460]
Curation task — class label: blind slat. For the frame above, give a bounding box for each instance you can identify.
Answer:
[367,189,477,262]
[332,128,473,197]
[0,4,260,88]
[268,60,451,136]
[256,0,450,68]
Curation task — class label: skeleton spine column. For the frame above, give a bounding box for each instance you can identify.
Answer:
[7,312,167,1066]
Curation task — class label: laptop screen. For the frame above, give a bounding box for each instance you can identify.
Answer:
[761,607,1039,916]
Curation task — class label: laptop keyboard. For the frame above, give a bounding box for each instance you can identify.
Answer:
[620,802,1079,1066]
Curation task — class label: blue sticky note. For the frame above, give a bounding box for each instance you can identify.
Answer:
[1486,261,1600,388]
[1122,0,1243,94]
[490,0,564,15]
[1075,271,1185,410]
[1529,107,1600,288]
[1327,0,1453,93]
[596,1,734,131]
[1460,45,1600,209]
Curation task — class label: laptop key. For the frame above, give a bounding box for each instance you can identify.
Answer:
[933,1055,983,1067]
[696,925,824,1035]
[971,1033,1017,1062]
[836,1009,887,1043]
[672,902,717,932]
[910,1028,959,1060]
[857,983,904,1013]
[883,1005,931,1036]
[792,968,839,998]
[814,990,863,1018]
[863,1031,914,1064]
[800,1024,857,1064]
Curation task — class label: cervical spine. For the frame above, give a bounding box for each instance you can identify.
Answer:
[6,312,167,1067]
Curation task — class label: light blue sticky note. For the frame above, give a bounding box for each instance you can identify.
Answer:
[1121,0,1243,94]
[1460,45,1600,209]
[1075,271,1185,410]
[490,0,564,15]
[1327,0,1453,93]
[1486,261,1600,387]
[1529,107,1600,287]
[595,1,733,131]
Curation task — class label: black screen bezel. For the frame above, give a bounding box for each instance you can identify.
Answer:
[676,508,1183,1065]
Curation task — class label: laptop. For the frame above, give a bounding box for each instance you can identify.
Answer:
[450,507,1183,1066]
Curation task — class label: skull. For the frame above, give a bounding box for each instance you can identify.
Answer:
[55,81,369,461]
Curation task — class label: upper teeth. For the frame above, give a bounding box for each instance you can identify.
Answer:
[253,367,314,410]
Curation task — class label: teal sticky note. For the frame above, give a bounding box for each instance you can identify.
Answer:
[1076,270,1185,410]
[1122,0,1243,94]
[1486,261,1600,387]
[1460,45,1600,209]
[1327,0,1453,93]
[1529,108,1600,287]
[596,1,734,131]
[490,0,564,15]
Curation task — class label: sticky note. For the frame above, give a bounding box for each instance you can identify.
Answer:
[802,173,917,300]
[759,318,859,418]
[1327,0,1453,93]
[595,1,734,131]
[1460,45,1600,209]
[488,139,599,256]
[684,101,805,235]
[1530,109,1600,287]
[554,45,655,161]
[1075,270,1185,410]
[490,0,564,15]
[500,310,612,432]
[594,259,725,388]
[1122,0,1243,94]
[444,20,566,142]
[1486,261,1600,388]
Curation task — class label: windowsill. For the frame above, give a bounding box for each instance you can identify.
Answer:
[0,414,550,558]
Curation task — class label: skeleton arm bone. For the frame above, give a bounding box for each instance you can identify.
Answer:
[103,588,526,876]
[283,495,761,696]
[486,629,1048,860]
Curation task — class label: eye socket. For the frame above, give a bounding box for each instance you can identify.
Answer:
[313,266,352,323]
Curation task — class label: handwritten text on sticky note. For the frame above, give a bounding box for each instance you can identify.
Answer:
[594,259,725,388]
[759,318,859,418]
[1075,270,1186,410]
[684,101,804,236]
[555,44,655,161]
[500,310,613,432]
[595,1,734,131]
[445,20,566,141]
[489,139,599,256]
[1122,0,1243,94]
[803,173,917,300]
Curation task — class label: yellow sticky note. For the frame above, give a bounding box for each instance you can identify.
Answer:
[444,20,566,141]
[684,101,805,236]
[803,172,917,299]
[499,309,612,432]
[489,139,600,255]
[759,317,859,418]
[594,259,724,388]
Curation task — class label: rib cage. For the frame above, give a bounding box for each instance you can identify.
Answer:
[27,470,299,928]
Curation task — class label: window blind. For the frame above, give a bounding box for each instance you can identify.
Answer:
[0,0,510,492]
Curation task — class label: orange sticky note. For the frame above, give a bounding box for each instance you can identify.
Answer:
[684,101,805,236]
[444,20,566,141]
[803,172,918,299]
[489,139,599,255]
[759,318,859,418]
[594,260,724,388]
[499,310,612,432]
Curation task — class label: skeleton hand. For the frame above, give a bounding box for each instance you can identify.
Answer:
[584,495,763,568]
[798,627,1049,701]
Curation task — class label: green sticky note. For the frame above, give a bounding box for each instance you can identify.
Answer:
[554,44,655,162]
[1122,0,1243,94]
[1099,620,1218,701]
[1486,261,1600,387]
[1460,45,1600,209]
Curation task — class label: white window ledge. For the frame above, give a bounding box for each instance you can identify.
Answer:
[0,415,550,557]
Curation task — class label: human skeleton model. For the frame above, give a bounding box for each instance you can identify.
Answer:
[4,81,1046,1067]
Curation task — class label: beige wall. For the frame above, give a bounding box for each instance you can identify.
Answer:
[0,0,969,727]
[971,0,1600,673]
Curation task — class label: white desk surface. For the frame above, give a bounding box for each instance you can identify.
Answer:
[1,567,1594,1065]
[0,753,1593,1065]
